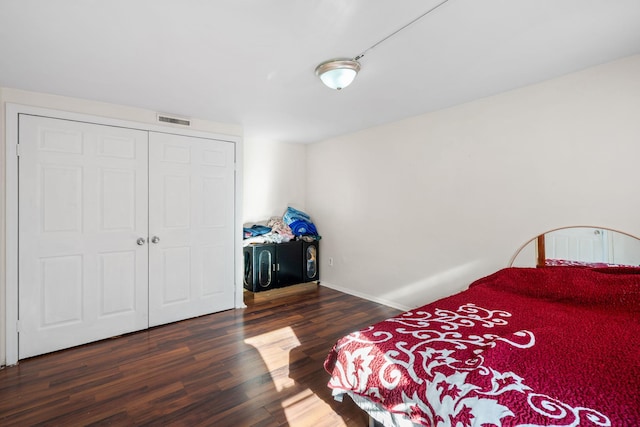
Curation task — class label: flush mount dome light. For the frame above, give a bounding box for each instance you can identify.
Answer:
[315,59,361,90]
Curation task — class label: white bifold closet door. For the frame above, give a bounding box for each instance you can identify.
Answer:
[148,132,235,327]
[18,115,235,359]
[18,115,150,359]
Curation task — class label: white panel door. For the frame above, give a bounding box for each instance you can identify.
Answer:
[148,132,235,327]
[18,115,149,359]
[545,227,608,263]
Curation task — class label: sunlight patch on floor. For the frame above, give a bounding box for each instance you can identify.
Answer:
[281,388,350,427]
[244,326,351,426]
[244,326,301,391]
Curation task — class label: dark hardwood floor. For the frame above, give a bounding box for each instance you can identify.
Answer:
[0,284,401,426]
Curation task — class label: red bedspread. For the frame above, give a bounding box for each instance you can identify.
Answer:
[324,267,640,426]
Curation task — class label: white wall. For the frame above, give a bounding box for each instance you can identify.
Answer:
[307,54,640,311]
[0,88,243,366]
[242,138,306,224]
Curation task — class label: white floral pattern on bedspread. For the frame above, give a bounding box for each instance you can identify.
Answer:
[326,304,611,427]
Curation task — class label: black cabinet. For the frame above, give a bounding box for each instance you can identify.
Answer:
[243,240,320,292]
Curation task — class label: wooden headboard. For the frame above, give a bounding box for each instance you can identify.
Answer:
[536,235,545,268]
[512,227,640,267]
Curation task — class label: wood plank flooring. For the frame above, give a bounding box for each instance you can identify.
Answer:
[0,284,401,426]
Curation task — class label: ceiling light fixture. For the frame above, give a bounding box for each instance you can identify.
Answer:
[315,0,451,90]
[315,59,361,90]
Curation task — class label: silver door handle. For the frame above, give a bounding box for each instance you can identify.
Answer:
[151,236,160,244]
[136,237,146,246]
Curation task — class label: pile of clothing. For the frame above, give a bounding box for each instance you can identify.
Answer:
[243,224,272,238]
[283,207,318,237]
[243,207,320,246]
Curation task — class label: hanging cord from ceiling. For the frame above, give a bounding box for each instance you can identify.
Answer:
[354,0,451,61]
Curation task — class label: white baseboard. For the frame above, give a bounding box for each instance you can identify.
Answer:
[319,281,411,312]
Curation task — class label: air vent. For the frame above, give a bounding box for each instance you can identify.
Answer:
[157,114,191,126]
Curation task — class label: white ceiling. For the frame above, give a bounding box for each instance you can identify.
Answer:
[1,0,639,144]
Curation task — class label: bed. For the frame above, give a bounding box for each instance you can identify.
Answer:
[324,230,640,426]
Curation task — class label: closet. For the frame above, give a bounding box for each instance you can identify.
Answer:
[17,114,236,359]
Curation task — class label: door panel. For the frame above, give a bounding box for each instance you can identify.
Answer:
[100,168,137,230]
[276,241,303,287]
[18,115,149,359]
[148,132,235,327]
[40,255,83,326]
[99,250,138,315]
[162,246,191,303]
[202,244,226,296]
